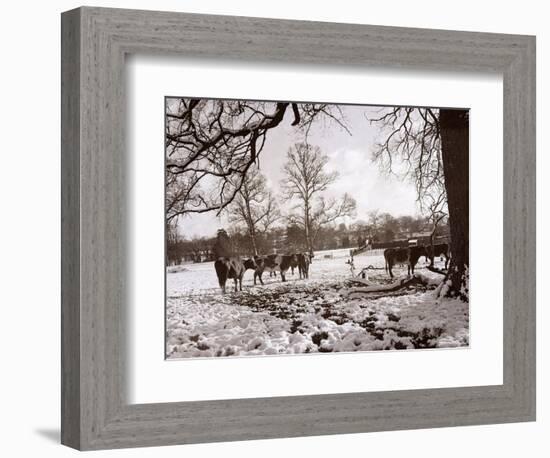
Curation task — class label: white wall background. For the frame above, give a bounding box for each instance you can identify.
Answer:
[0,1,546,456]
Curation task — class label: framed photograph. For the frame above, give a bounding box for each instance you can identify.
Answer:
[61,6,536,450]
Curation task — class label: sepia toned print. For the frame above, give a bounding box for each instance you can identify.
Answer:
[165,98,469,359]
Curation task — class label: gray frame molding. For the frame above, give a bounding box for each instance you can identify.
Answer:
[61,6,536,451]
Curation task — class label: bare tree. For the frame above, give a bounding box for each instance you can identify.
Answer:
[226,168,281,255]
[378,212,398,242]
[370,107,469,300]
[165,99,347,222]
[213,228,232,258]
[165,220,182,265]
[282,143,356,253]
[366,209,381,241]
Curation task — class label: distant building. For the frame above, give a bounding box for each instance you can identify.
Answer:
[408,231,433,246]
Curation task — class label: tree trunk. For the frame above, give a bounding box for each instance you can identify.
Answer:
[439,109,469,300]
[249,226,258,256]
[429,219,436,266]
[304,203,313,254]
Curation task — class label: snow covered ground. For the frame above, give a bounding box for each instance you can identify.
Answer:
[166,250,469,359]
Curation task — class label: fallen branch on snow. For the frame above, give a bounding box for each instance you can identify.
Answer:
[346,277,372,286]
[346,274,436,296]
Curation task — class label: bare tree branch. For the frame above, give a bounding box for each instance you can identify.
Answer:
[165,99,348,220]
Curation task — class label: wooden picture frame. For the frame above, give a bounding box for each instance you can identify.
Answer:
[61,6,536,450]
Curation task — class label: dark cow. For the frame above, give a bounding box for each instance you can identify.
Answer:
[214,257,256,293]
[384,248,408,279]
[289,255,299,276]
[253,254,298,285]
[384,246,428,279]
[297,252,312,279]
[408,245,429,276]
[427,243,450,269]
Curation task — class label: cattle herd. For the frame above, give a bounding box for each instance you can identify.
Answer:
[213,243,450,293]
[383,243,450,279]
[214,253,313,294]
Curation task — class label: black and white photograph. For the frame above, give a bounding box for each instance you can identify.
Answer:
[0,0,542,455]
[165,97,469,359]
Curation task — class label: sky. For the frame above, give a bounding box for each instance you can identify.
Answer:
[173,102,421,239]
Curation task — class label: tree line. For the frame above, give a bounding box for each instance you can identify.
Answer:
[166,211,448,265]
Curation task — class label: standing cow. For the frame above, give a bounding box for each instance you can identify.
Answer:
[297,252,312,279]
[384,246,428,279]
[289,255,299,276]
[214,257,256,293]
[408,245,429,276]
[253,254,297,285]
[384,248,408,279]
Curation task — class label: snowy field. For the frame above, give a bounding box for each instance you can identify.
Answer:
[166,249,469,359]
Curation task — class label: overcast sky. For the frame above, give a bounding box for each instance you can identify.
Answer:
[174,103,421,239]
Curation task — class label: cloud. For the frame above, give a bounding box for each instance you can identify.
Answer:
[324,148,419,220]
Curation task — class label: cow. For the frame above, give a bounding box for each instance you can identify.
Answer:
[408,245,429,276]
[427,243,450,269]
[384,248,408,279]
[253,254,297,285]
[297,252,312,279]
[214,257,256,293]
[384,246,428,279]
[289,255,299,276]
